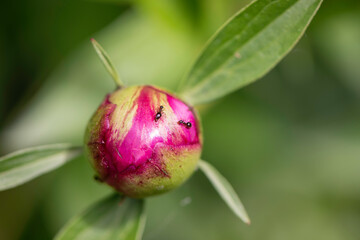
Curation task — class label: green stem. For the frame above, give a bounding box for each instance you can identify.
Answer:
[91,38,124,88]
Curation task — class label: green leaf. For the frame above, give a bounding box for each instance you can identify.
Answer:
[0,144,83,191]
[198,160,250,224]
[55,194,146,240]
[91,38,124,87]
[179,0,323,105]
[85,0,132,3]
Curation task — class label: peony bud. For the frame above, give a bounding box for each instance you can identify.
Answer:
[84,85,202,198]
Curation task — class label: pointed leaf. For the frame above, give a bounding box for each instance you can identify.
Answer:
[0,144,83,191]
[179,0,323,105]
[198,160,250,224]
[91,38,124,87]
[55,194,146,240]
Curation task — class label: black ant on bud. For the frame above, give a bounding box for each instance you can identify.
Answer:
[155,106,164,122]
[178,120,192,128]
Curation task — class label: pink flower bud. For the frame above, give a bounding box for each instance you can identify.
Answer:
[85,86,202,198]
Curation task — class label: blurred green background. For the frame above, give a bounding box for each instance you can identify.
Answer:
[1,0,360,239]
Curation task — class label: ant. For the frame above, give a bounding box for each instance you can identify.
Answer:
[155,106,164,122]
[178,120,192,128]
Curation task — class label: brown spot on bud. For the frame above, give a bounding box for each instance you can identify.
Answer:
[94,175,103,182]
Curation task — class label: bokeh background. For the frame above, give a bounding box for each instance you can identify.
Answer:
[1,0,360,239]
